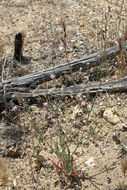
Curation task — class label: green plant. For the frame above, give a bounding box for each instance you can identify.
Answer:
[32,88,100,185]
[30,20,104,186]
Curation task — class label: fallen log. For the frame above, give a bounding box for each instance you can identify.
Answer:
[0,77,126,107]
[1,42,127,90]
[1,34,127,112]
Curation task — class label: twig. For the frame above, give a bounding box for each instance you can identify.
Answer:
[2,58,7,81]
[27,152,37,184]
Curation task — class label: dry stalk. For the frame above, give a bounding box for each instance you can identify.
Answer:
[0,43,4,52]
[121,156,127,180]
[0,158,10,185]
[117,25,127,76]
[117,156,127,190]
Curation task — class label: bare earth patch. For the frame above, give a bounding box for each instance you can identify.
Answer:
[0,0,127,190]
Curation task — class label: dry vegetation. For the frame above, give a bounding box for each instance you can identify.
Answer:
[0,0,127,190]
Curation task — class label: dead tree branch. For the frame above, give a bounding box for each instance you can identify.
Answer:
[1,42,127,90]
[0,77,126,110]
[0,38,127,112]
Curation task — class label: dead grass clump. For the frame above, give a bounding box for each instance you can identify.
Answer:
[121,156,127,179]
[0,43,4,53]
[0,158,10,185]
[118,156,127,190]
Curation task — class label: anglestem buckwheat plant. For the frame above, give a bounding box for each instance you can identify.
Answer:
[34,86,100,181]
[28,19,106,185]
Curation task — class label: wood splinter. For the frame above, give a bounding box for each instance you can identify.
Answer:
[13,32,24,62]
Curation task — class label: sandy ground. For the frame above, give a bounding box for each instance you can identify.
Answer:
[0,0,127,189]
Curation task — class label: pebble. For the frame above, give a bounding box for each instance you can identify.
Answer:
[103,108,119,125]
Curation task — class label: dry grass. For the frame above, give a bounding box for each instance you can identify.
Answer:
[118,156,127,190]
[0,158,10,185]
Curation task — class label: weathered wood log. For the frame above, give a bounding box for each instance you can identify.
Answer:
[1,42,127,90]
[0,77,126,107]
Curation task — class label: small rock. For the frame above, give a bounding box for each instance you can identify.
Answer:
[13,179,17,187]
[103,108,119,125]
[85,157,95,167]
